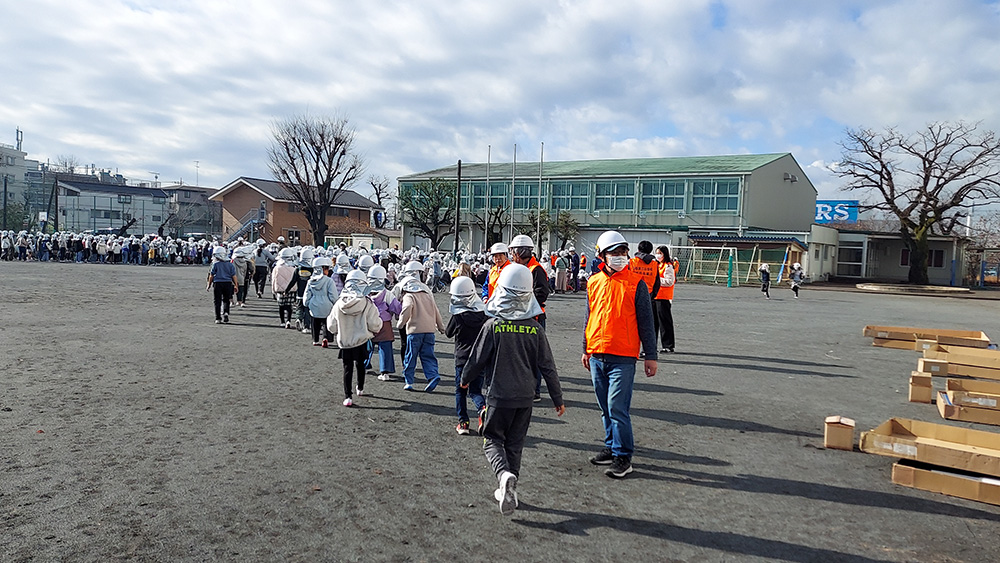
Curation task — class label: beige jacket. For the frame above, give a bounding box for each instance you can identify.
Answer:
[398,291,446,334]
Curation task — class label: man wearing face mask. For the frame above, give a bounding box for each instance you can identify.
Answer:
[582,230,658,479]
[482,242,511,300]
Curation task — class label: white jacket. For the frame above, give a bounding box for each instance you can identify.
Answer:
[327,292,382,349]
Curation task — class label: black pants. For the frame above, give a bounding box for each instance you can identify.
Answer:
[482,405,533,479]
[653,299,675,350]
[213,282,234,320]
[279,304,293,323]
[311,317,327,343]
[341,344,368,398]
[253,266,268,295]
[398,326,408,364]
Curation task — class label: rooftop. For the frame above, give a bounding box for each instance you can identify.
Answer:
[211,177,382,210]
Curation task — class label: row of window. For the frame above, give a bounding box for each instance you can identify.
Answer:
[406,177,743,214]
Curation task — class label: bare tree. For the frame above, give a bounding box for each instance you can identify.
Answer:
[267,114,365,245]
[55,155,81,174]
[368,175,392,228]
[838,121,1000,284]
[551,211,580,250]
[472,205,510,248]
[398,178,456,250]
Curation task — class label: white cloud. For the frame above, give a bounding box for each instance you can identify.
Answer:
[2,0,1000,198]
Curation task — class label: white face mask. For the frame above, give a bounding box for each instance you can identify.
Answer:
[606,255,629,272]
[655,253,663,261]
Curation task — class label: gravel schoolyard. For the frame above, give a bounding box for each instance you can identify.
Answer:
[2,261,999,562]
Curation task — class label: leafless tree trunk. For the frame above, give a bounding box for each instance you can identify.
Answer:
[368,175,392,228]
[267,114,365,246]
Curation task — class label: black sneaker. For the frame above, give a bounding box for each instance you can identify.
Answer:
[589,448,614,465]
[605,456,634,479]
[532,394,542,403]
[223,314,229,323]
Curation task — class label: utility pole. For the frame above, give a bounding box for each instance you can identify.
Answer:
[453,160,461,259]
[2,173,8,230]
[537,142,543,255]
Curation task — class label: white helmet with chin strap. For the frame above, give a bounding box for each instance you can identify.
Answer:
[596,231,628,254]
[485,263,542,320]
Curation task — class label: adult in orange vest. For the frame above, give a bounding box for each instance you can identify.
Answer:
[653,245,675,353]
[509,234,551,402]
[582,230,657,479]
[481,242,510,300]
[629,240,660,359]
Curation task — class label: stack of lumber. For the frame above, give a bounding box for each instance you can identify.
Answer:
[863,325,990,350]
[860,418,1000,506]
[908,344,1000,426]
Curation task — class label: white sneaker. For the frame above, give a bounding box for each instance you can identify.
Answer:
[497,471,518,515]
[377,373,391,381]
[343,398,353,407]
[356,387,364,397]
[301,328,310,334]
[403,384,414,391]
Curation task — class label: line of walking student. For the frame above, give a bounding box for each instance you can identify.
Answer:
[205,231,679,516]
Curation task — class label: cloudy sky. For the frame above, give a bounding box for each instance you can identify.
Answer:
[2,0,999,200]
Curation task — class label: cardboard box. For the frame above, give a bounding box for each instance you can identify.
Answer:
[946,378,1000,408]
[872,338,920,350]
[926,346,1000,371]
[859,417,1000,477]
[863,325,990,348]
[937,391,1000,426]
[914,338,938,352]
[892,459,1000,507]
[824,416,856,451]
[917,358,949,376]
[939,362,1000,382]
[909,372,933,403]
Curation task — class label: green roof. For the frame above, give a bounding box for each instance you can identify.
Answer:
[398,153,791,181]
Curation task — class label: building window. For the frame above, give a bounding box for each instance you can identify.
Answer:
[151,215,161,222]
[837,241,864,277]
[513,181,546,210]
[640,180,685,211]
[286,229,301,245]
[184,191,191,199]
[691,179,740,212]
[594,180,635,211]
[153,196,166,204]
[901,248,945,268]
[814,247,820,260]
[550,181,589,210]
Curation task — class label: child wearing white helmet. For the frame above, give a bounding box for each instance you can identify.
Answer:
[302,256,339,346]
[397,272,446,391]
[327,270,382,406]
[461,263,564,515]
[789,262,804,298]
[367,265,402,381]
[446,276,488,435]
[271,248,299,328]
[206,246,238,324]
[232,248,253,307]
[758,263,771,299]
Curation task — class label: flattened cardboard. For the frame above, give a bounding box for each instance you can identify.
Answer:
[938,362,1000,382]
[925,346,1000,371]
[824,416,856,451]
[909,373,933,404]
[937,391,1000,426]
[917,358,949,376]
[872,338,919,350]
[859,417,1000,477]
[862,325,990,348]
[892,460,1000,507]
[914,338,938,352]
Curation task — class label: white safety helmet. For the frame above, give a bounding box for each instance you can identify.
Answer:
[596,231,628,254]
[403,260,424,274]
[367,264,387,281]
[212,246,229,260]
[312,256,333,268]
[335,253,352,274]
[509,234,533,249]
[277,236,285,242]
[489,242,508,255]
[256,238,265,246]
[299,247,315,263]
[496,263,533,292]
[357,254,375,272]
[346,269,366,281]
[278,247,297,262]
[450,276,477,297]
[793,262,802,270]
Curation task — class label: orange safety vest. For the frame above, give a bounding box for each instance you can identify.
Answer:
[580,255,588,269]
[486,260,509,298]
[525,256,546,312]
[585,266,641,357]
[655,262,675,301]
[629,256,658,296]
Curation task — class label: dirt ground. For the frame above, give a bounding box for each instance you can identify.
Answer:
[2,260,999,562]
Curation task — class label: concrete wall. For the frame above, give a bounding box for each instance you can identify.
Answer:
[743,155,817,231]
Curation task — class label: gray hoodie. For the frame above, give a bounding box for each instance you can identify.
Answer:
[302,274,339,318]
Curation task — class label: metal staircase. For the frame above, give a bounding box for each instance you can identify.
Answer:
[226,208,265,242]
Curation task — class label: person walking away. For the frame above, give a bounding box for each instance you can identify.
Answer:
[397,274,446,392]
[289,247,316,333]
[395,260,426,365]
[653,245,676,353]
[461,263,565,515]
[446,276,488,436]
[759,263,771,299]
[789,262,804,298]
[271,248,298,328]
[327,270,382,406]
[206,246,238,324]
[302,256,339,346]
[629,240,661,358]
[554,251,569,294]
[582,231,658,479]
[333,253,352,294]
[232,248,253,307]
[367,265,402,381]
[253,239,275,298]
[569,248,580,292]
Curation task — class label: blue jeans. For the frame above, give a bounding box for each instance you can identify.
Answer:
[402,333,438,385]
[455,365,485,422]
[375,340,395,373]
[590,357,636,459]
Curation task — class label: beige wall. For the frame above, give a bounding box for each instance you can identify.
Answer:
[743,154,817,232]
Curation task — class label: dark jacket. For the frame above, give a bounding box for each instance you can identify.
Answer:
[463,318,563,409]
[446,310,488,368]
